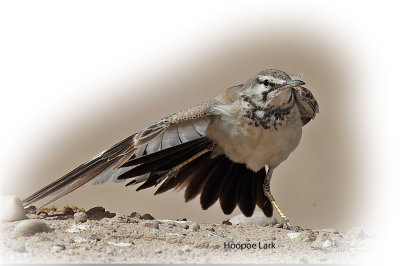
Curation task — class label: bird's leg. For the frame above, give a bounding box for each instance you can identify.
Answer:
[263,167,303,232]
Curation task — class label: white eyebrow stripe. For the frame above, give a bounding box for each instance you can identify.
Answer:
[258,75,286,85]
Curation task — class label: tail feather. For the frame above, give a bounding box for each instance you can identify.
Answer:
[183,155,217,201]
[218,164,240,215]
[22,135,134,207]
[200,156,230,210]
[237,171,257,217]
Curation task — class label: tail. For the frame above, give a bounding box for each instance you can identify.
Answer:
[22,136,272,217]
[117,137,273,217]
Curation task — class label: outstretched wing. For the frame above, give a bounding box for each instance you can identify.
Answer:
[22,100,218,207]
[22,85,273,218]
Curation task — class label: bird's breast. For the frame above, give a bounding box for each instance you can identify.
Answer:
[207,102,303,171]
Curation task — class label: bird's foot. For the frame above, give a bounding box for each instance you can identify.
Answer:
[274,219,303,232]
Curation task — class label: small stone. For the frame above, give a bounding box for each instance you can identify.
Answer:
[222,220,232,225]
[129,212,141,219]
[15,219,52,237]
[143,221,159,229]
[181,245,192,252]
[25,206,37,215]
[322,239,333,248]
[74,212,88,223]
[63,207,75,215]
[176,249,184,255]
[86,206,106,220]
[288,232,301,239]
[155,249,162,254]
[190,222,200,231]
[51,244,66,252]
[345,227,365,240]
[182,224,189,230]
[37,212,48,218]
[0,195,27,222]
[229,212,277,227]
[105,211,116,218]
[141,213,155,220]
[11,242,26,253]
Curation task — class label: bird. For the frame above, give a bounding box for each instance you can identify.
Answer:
[22,69,319,231]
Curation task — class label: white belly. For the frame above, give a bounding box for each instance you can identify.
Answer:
[207,104,303,171]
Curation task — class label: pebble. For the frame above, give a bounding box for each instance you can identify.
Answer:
[155,249,162,254]
[0,195,27,222]
[182,224,189,230]
[222,220,232,225]
[190,222,200,231]
[74,212,88,223]
[86,206,106,220]
[24,205,37,215]
[38,212,48,218]
[288,232,301,239]
[51,244,66,252]
[141,213,155,220]
[129,212,141,219]
[229,212,277,226]
[15,219,52,237]
[181,245,192,252]
[63,207,75,215]
[176,249,184,255]
[322,239,333,248]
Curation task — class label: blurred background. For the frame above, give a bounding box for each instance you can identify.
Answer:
[1,1,395,235]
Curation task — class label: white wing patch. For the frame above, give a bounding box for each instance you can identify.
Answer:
[193,118,208,135]
[161,124,181,149]
[177,122,201,142]
[146,135,162,154]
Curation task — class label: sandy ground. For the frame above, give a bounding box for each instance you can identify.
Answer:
[0,206,373,264]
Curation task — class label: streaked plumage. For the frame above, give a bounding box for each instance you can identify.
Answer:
[22,69,318,221]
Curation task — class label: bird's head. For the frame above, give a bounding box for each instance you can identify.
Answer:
[242,69,305,109]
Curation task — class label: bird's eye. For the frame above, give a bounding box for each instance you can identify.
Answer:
[263,80,274,87]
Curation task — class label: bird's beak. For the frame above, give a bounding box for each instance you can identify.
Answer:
[278,80,305,90]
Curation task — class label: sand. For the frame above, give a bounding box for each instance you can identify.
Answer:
[0,206,373,264]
